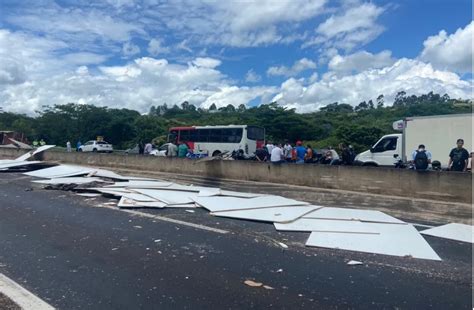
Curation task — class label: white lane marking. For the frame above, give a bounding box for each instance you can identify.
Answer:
[0,273,55,310]
[121,209,230,234]
[95,204,229,234]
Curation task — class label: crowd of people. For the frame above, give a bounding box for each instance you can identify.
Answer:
[255,141,356,165]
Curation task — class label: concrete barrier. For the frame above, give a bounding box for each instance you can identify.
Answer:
[1,148,472,204]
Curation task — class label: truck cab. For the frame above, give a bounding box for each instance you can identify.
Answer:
[355,134,402,167]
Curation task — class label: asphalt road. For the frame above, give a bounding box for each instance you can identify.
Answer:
[0,173,472,309]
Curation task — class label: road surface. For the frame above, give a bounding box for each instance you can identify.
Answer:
[0,173,472,309]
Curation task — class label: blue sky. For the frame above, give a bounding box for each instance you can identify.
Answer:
[0,0,472,114]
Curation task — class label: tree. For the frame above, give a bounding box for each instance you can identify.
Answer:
[394,91,407,106]
[238,104,246,112]
[376,94,384,108]
[209,103,217,111]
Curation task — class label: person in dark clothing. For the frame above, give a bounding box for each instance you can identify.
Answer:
[340,143,354,165]
[448,139,469,172]
[255,147,269,162]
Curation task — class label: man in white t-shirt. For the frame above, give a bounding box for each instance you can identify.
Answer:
[266,142,274,155]
[271,144,284,164]
[283,142,292,161]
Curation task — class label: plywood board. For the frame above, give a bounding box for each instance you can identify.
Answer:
[133,189,199,204]
[274,218,379,233]
[303,207,405,224]
[94,189,158,202]
[32,177,106,185]
[198,188,222,197]
[420,223,474,243]
[90,169,155,181]
[219,190,264,198]
[306,223,441,261]
[105,180,174,188]
[212,205,321,223]
[14,145,55,162]
[0,161,42,169]
[118,197,167,208]
[25,165,95,178]
[194,196,309,213]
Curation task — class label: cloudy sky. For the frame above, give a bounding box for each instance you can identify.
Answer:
[0,0,472,114]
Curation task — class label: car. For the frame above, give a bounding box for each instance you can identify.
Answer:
[150,143,169,156]
[78,140,113,153]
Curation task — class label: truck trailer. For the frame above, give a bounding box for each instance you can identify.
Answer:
[355,113,473,167]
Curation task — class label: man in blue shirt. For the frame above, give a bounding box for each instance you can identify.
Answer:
[295,141,306,164]
[411,144,432,170]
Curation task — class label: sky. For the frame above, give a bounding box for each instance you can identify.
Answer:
[0,0,472,115]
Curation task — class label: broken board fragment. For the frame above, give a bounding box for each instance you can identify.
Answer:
[274,218,379,234]
[420,223,474,243]
[305,223,441,261]
[118,197,167,208]
[194,196,309,213]
[303,207,405,224]
[212,205,322,223]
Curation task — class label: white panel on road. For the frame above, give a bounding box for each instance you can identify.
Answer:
[133,189,199,204]
[303,207,405,224]
[118,197,167,208]
[274,218,379,234]
[306,223,441,261]
[212,205,321,223]
[198,188,222,197]
[105,180,174,188]
[219,190,264,198]
[194,196,309,212]
[90,169,155,181]
[420,223,474,243]
[0,161,42,169]
[14,144,56,162]
[32,177,106,185]
[24,164,95,178]
[94,189,158,202]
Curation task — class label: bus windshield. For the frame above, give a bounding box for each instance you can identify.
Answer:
[247,126,264,141]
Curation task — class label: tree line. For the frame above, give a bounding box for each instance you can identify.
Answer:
[0,91,471,152]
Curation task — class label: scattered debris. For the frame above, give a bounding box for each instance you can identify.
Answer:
[244,280,263,287]
[276,269,283,273]
[420,223,474,243]
[185,210,195,213]
[133,226,143,229]
[277,242,288,249]
[263,285,274,290]
[347,260,363,266]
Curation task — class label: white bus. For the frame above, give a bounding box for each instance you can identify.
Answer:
[168,125,265,156]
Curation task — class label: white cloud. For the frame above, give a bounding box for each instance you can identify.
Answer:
[62,52,109,65]
[192,57,222,69]
[420,21,473,73]
[145,0,327,47]
[245,69,261,83]
[267,58,317,77]
[122,41,140,57]
[147,38,170,56]
[328,50,395,76]
[272,58,472,112]
[306,2,385,51]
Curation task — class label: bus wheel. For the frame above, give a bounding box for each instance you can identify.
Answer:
[212,151,221,157]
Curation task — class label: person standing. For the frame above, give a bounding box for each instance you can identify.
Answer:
[76,140,82,151]
[255,147,269,162]
[266,142,274,155]
[295,141,306,164]
[448,139,469,172]
[329,147,340,165]
[168,141,178,157]
[305,145,314,163]
[39,139,46,146]
[32,140,38,147]
[340,143,355,165]
[178,141,189,158]
[66,141,72,152]
[283,142,293,162]
[411,144,432,170]
[144,142,153,155]
[270,143,284,164]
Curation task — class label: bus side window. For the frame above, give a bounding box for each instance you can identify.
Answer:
[197,129,210,142]
[189,130,198,142]
[180,130,190,142]
[209,129,222,143]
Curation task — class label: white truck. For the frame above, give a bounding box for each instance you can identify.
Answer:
[355,113,473,167]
